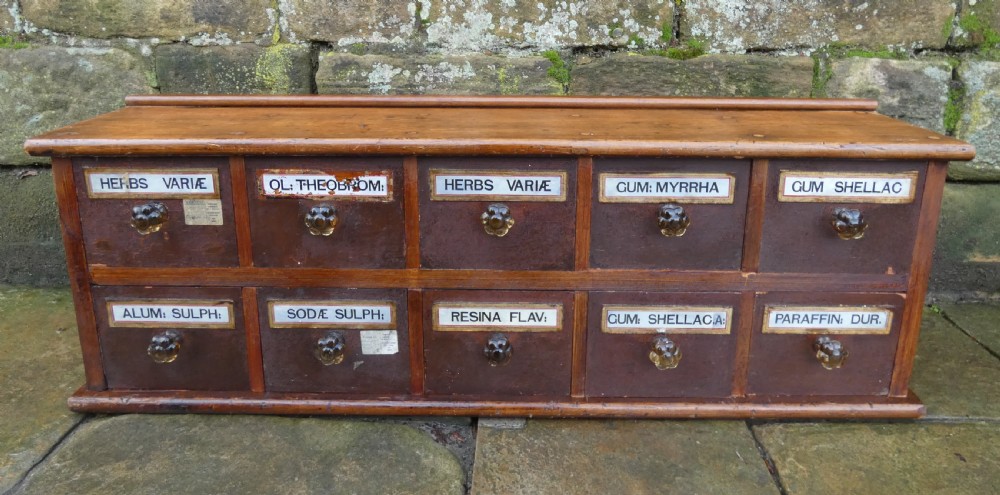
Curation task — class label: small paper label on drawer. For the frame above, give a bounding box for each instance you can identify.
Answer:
[763,306,893,334]
[602,305,733,334]
[107,300,234,328]
[360,330,399,355]
[183,199,224,225]
[599,173,735,203]
[429,169,567,201]
[258,170,393,200]
[268,301,396,329]
[777,171,917,203]
[85,168,220,199]
[433,302,562,332]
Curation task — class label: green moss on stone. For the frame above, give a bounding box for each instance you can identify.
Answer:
[959,12,1000,50]
[662,39,705,60]
[944,80,965,135]
[0,35,29,49]
[255,44,297,93]
[542,50,569,94]
[497,66,519,95]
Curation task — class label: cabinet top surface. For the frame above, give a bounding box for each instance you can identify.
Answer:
[25,95,974,161]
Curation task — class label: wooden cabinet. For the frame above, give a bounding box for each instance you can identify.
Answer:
[26,95,975,418]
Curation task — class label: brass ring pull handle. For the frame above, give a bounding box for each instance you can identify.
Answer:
[314,331,346,365]
[484,333,512,366]
[814,336,848,370]
[147,330,182,364]
[649,335,682,370]
[130,202,168,235]
[481,203,514,237]
[658,204,690,237]
[305,204,339,236]
[832,207,868,240]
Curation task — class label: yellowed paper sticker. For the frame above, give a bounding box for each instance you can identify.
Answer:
[183,199,224,226]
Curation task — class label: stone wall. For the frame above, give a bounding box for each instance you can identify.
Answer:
[1,0,998,297]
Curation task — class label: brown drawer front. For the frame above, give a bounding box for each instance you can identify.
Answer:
[759,160,925,274]
[747,292,904,397]
[423,290,573,397]
[258,288,410,394]
[418,158,577,270]
[93,286,250,391]
[246,157,406,268]
[586,292,740,398]
[590,159,750,270]
[75,157,239,267]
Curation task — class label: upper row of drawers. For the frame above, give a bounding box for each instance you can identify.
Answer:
[73,156,926,275]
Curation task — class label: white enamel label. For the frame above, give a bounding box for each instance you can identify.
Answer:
[258,171,392,200]
[434,303,562,331]
[430,170,566,201]
[109,301,233,328]
[764,306,894,334]
[602,305,733,334]
[778,171,917,203]
[183,199,224,226]
[86,169,219,198]
[360,330,399,355]
[269,301,396,329]
[600,174,735,203]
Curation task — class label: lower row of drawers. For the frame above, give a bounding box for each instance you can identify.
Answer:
[92,287,905,399]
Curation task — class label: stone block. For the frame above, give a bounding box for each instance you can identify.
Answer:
[12,415,464,495]
[424,0,673,52]
[951,60,1000,181]
[316,52,560,95]
[825,58,951,133]
[570,53,813,97]
[755,422,1000,494]
[939,303,1000,354]
[19,0,272,41]
[155,43,312,94]
[930,183,1000,294]
[1,0,14,34]
[282,0,417,45]
[683,0,957,52]
[0,46,152,166]
[0,169,67,286]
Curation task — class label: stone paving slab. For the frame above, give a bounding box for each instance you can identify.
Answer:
[910,312,1000,420]
[472,419,776,495]
[754,422,1000,494]
[939,304,1000,354]
[11,415,464,495]
[0,287,83,493]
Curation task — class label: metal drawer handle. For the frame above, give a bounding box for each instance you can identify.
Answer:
[130,202,168,235]
[484,333,512,366]
[658,204,690,237]
[481,203,514,237]
[147,330,182,364]
[831,207,868,240]
[814,336,848,370]
[315,331,346,365]
[649,335,682,370]
[305,204,339,236]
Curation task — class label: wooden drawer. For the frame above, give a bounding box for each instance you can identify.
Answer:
[245,157,406,268]
[92,286,249,391]
[418,158,577,270]
[586,291,741,398]
[747,292,904,396]
[74,157,239,267]
[759,160,925,274]
[257,288,410,394]
[423,290,573,397]
[590,159,750,270]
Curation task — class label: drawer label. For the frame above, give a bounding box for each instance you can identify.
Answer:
[360,330,399,355]
[85,168,220,199]
[763,306,894,334]
[778,171,917,203]
[182,199,224,225]
[268,300,396,329]
[107,300,234,328]
[258,170,393,200]
[429,169,567,201]
[433,302,562,332]
[602,305,733,334]
[599,173,736,203]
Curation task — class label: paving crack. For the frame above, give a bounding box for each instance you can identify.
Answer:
[940,310,1000,361]
[746,421,789,495]
[4,414,91,495]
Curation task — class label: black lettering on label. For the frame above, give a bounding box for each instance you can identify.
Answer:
[122,306,165,319]
[793,180,824,193]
